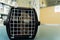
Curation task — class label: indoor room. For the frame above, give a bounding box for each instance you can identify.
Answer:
[0,0,60,40]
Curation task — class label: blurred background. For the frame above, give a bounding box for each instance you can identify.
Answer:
[0,0,40,40]
[1,0,60,40]
[40,0,60,40]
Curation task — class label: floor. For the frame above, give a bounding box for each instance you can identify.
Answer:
[0,24,60,40]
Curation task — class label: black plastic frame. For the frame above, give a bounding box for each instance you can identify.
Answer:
[4,7,40,40]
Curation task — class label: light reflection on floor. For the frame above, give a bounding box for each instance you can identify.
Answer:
[0,25,9,40]
[1,25,60,40]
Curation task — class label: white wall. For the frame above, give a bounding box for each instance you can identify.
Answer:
[16,0,32,8]
[31,0,40,21]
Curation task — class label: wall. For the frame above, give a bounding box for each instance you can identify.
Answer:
[40,0,47,7]
[16,0,32,8]
[40,6,60,24]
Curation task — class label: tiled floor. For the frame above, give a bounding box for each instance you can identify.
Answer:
[1,24,60,40]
